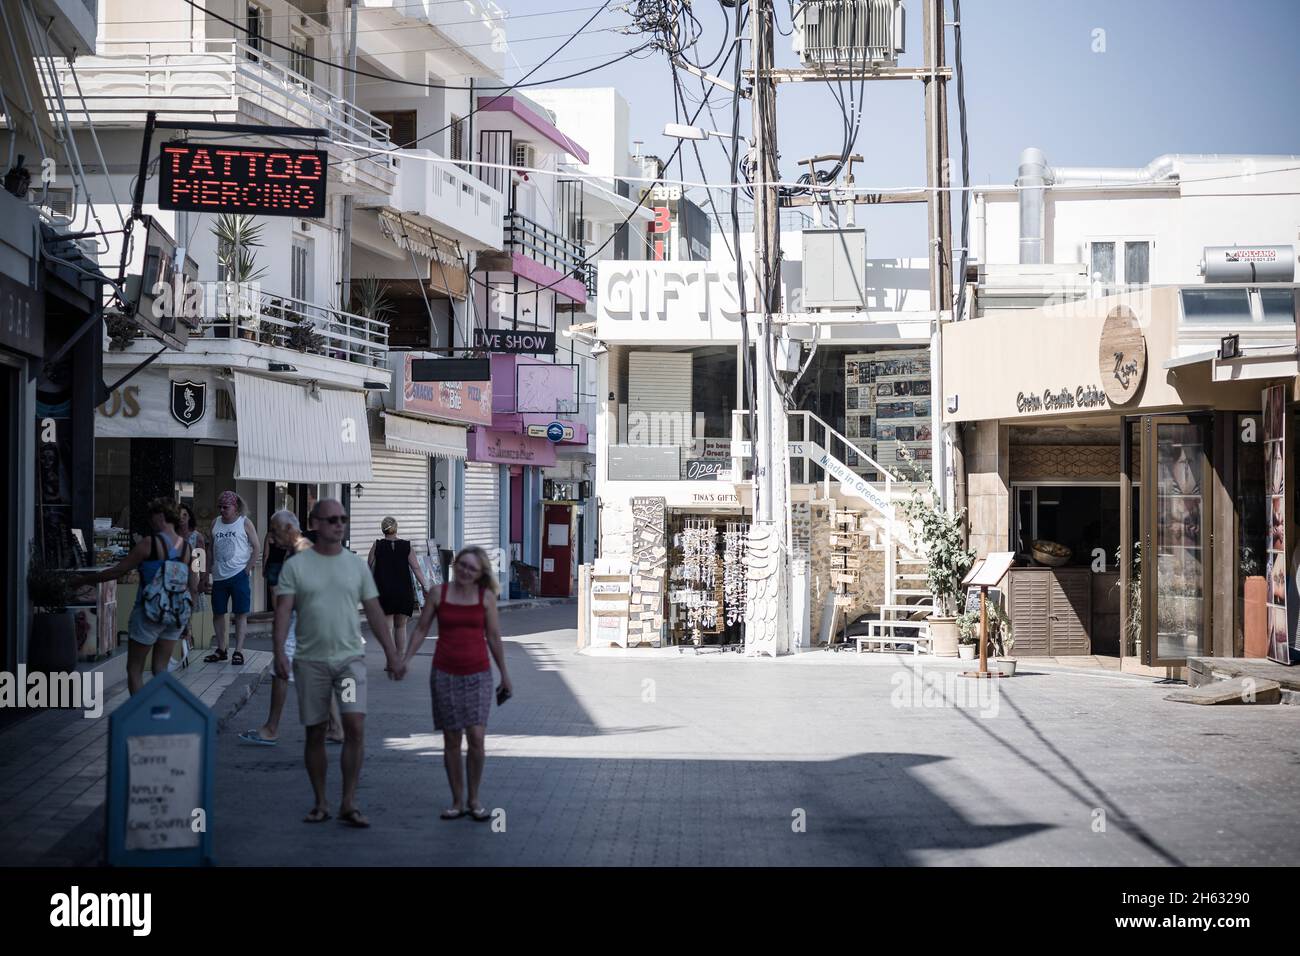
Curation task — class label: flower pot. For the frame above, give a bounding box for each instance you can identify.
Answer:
[928,616,959,657]
[996,657,1018,676]
[958,644,976,660]
[28,610,78,674]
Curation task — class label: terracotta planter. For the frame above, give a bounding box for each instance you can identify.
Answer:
[928,616,959,657]
[28,610,78,674]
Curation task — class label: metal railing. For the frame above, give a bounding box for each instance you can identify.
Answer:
[194,289,389,368]
[50,38,392,149]
[503,212,585,276]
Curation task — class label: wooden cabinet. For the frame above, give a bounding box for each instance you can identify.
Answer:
[1006,567,1093,656]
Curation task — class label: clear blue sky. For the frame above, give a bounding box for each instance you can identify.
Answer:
[501,0,1300,257]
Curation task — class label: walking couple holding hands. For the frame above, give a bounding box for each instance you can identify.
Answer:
[270,498,512,828]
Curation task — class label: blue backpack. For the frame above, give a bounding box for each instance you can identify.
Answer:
[142,535,193,629]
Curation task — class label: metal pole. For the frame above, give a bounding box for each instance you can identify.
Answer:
[745,0,791,657]
[339,0,359,311]
[924,0,953,508]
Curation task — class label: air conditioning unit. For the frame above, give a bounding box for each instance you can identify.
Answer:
[793,0,905,69]
[513,142,536,171]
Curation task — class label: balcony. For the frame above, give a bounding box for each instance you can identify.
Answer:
[475,212,588,304]
[359,148,504,251]
[49,38,396,193]
[108,288,390,384]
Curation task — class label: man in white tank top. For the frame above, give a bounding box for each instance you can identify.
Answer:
[205,490,261,666]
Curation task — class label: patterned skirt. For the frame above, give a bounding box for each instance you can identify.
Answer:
[430,667,493,731]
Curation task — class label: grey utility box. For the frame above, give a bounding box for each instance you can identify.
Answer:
[801,227,867,310]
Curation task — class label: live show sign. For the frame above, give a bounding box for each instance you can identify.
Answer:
[158,142,328,218]
[473,328,556,355]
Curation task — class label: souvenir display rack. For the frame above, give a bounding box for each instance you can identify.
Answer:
[666,513,747,647]
[825,509,866,647]
[844,348,933,481]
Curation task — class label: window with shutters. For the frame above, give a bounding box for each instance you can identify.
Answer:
[246,4,264,60]
[450,115,466,168]
[374,110,418,149]
[291,238,313,303]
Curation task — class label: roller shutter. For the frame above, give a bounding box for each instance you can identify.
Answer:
[627,351,693,454]
[462,461,499,553]
[349,441,430,556]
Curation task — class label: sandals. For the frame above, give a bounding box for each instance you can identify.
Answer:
[469,806,492,822]
[439,808,465,820]
[231,650,245,666]
[338,808,370,828]
[203,648,228,663]
[238,730,278,746]
[303,808,331,823]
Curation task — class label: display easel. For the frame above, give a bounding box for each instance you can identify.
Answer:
[959,552,1016,679]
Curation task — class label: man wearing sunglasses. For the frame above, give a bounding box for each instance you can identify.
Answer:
[272,498,405,828]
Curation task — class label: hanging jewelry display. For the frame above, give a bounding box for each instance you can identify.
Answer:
[723,521,748,626]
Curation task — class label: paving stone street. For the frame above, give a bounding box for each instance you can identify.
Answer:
[204,605,1300,866]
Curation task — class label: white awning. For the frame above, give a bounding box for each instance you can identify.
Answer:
[233,372,373,482]
[382,412,467,460]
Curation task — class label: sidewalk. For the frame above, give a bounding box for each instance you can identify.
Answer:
[0,649,273,866]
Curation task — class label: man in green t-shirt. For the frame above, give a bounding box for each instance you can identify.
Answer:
[273,498,406,828]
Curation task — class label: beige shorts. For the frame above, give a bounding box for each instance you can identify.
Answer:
[292,656,367,727]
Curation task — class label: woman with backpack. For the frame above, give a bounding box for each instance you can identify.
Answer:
[82,498,198,695]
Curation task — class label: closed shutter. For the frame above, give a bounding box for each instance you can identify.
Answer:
[627,351,693,453]
[350,441,430,555]
[1049,569,1092,655]
[1007,570,1051,656]
[463,461,499,553]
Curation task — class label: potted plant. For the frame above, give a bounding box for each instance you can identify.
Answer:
[27,546,78,674]
[988,601,1017,675]
[895,446,975,658]
[956,611,979,661]
[212,213,267,339]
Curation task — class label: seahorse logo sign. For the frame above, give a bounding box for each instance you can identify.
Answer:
[170,379,207,428]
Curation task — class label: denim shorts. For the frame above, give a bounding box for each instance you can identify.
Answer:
[127,604,184,648]
[211,570,251,615]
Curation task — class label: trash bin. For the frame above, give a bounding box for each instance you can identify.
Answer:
[511,561,540,598]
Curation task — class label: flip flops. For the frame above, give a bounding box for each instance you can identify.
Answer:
[439,808,465,820]
[338,808,370,828]
[469,806,492,822]
[238,730,278,746]
[303,808,331,823]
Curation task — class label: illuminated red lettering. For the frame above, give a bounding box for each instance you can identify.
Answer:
[214,149,242,177]
[220,180,240,206]
[189,148,215,176]
[240,151,262,177]
[266,153,292,179]
[162,146,189,175]
[296,185,315,210]
[295,154,322,180]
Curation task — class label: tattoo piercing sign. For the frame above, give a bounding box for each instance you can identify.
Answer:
[158,142,328,218]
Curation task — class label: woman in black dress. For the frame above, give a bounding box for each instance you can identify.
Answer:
[367,516,430,659]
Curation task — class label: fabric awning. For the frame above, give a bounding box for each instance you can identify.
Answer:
[233,371,373,482]
[382,412,467,460]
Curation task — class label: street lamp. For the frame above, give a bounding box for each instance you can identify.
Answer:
[662,123,729,142]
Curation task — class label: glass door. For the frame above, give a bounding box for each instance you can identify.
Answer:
[1141,415,1212,666]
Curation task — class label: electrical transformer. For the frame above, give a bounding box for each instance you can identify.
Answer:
[792,0,905,70]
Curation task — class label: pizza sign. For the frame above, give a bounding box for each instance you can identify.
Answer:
[158,142,328,217]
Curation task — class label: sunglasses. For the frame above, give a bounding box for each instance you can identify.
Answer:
[319,514,349,525]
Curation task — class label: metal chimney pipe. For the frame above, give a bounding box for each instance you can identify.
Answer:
[1017,146,1048,264]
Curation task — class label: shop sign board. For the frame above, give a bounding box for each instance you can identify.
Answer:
[158,142,328,217]
[95,369,236,441]
[392,353,493,426]
[468,428,557,466]
[0,269,44,357]
[685,458,728,480]
[473,328,556,354]
[1098,306,1147,405]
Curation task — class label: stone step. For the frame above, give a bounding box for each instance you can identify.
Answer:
[1165,677,1282,705]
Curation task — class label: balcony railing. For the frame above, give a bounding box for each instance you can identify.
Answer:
[503,212,585,276]
[50,38,392,150]
[380,148,504,250]
[194,290,389,368]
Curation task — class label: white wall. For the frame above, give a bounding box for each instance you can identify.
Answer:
[980,156,1300,282]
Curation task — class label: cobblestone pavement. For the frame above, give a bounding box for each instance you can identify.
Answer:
[212,605,1300,866]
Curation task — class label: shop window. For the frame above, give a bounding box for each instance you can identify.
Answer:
[1012,484,1120,570]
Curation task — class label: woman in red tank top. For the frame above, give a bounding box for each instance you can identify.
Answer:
[404,545,512,822]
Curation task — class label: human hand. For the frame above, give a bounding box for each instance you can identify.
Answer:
[274,652,291,681]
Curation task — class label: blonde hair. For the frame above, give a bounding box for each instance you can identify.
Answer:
[454,546,499,595]
[381,516,398,534]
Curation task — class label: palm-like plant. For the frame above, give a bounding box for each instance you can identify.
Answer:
[352,275,395,324]
[212,213,267,334]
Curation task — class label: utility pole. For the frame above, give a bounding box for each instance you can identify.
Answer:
[745,0,791,657]
[923,0,954,510]
[339,0,359,312]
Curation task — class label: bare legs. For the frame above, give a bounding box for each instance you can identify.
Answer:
[212,612,228,653]
[233,612,248,656]
[257,675,290,740]
[440,725,487,813]
[390,614,409,661]
[339,712,365,815]
[126,638,178,696]
[304,722,328,816]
